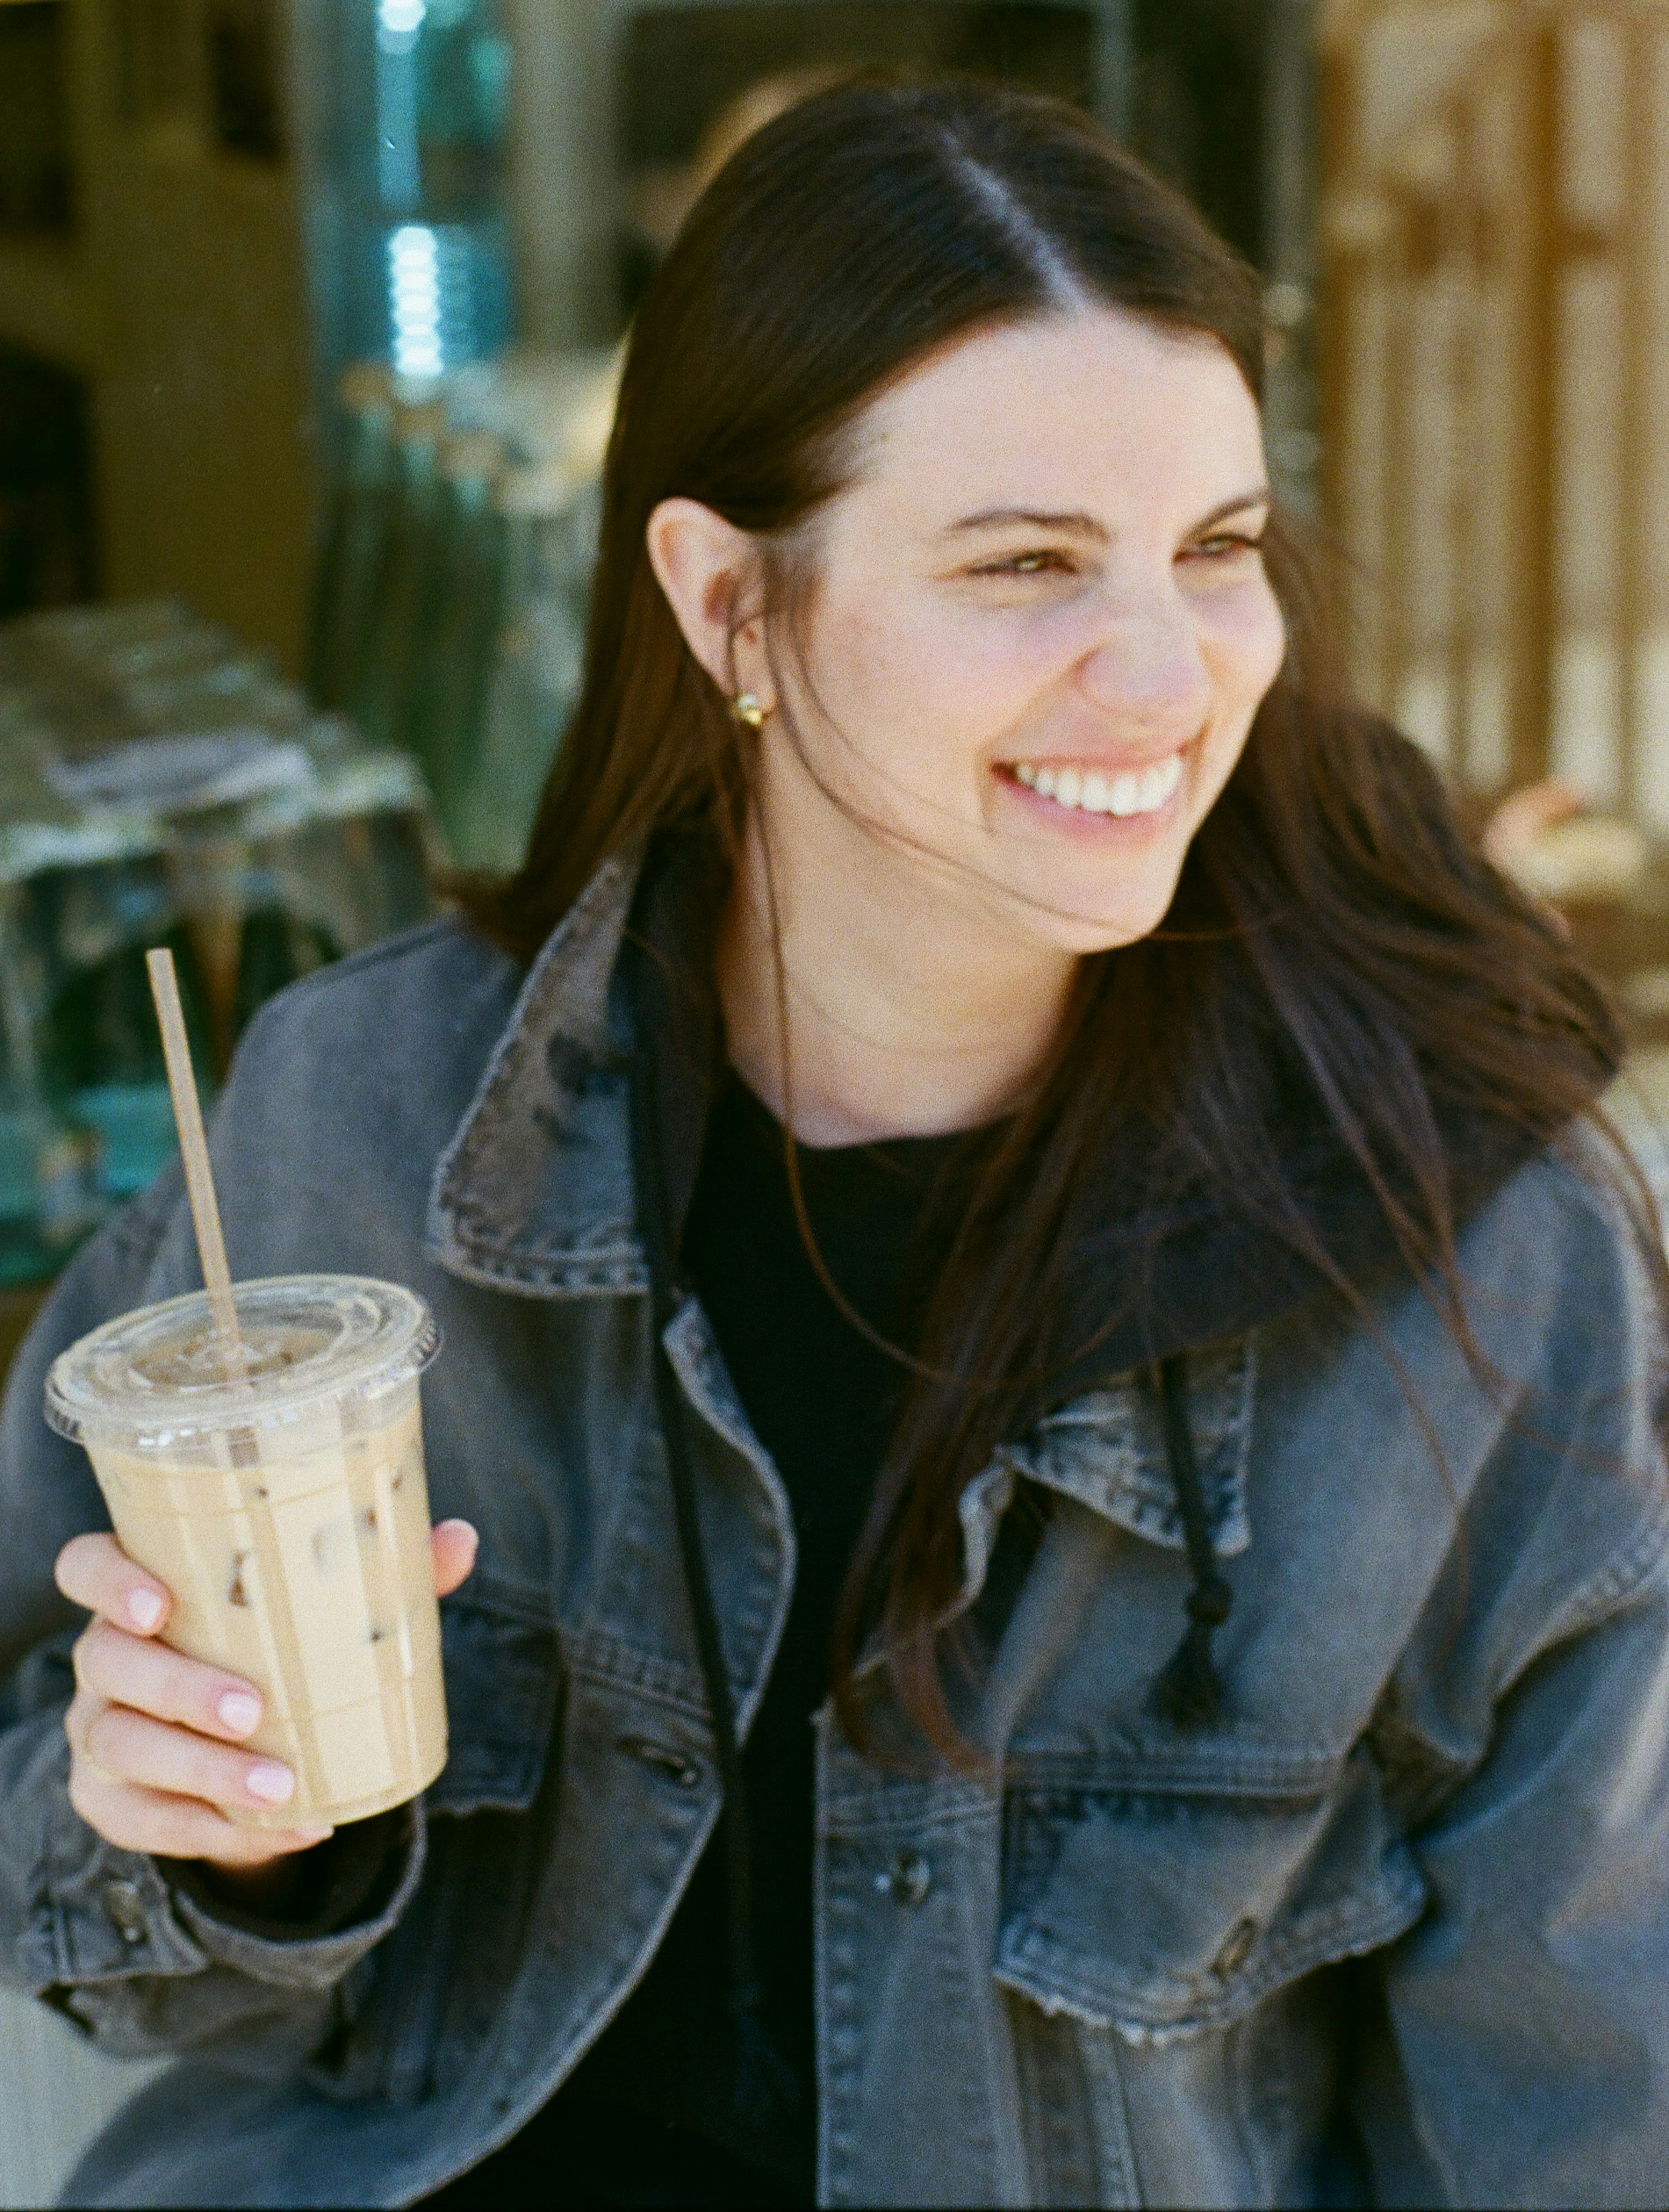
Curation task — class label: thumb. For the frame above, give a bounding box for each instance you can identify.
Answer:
[430,1519,479,1598]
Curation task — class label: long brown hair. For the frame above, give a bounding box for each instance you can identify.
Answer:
[461,76,1642,1754]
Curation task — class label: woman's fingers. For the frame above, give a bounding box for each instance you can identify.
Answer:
[74,1693,302,1817]
[55,1531,172,1635]
[65,1747,331,1866]
[72,1618,266,1742]
[54,1520,470,1871]
[431,1518,478,1597]
[57,1530,327,1871]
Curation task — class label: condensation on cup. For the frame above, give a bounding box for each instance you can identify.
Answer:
[46,1275,446,1828]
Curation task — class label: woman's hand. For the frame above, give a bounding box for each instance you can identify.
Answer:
[53,1520,479,1872]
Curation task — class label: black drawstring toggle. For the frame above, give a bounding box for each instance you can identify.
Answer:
[1152,1355,1233,1727]
[1184,1575,1234,1628]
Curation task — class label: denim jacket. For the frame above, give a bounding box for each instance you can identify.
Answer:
[2,849,1668,2209]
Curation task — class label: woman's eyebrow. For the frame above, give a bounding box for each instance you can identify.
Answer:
[1190,486,1271,531]
[941,485,1272,541]
[942,507,1107,540]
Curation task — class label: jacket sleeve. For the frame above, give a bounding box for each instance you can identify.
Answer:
[0,1166,425,2069]
[1354,1162,1669,2208]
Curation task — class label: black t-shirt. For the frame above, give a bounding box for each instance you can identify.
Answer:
[423,1073,991,2209]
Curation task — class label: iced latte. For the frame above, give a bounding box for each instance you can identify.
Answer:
[45,1275,446,1827]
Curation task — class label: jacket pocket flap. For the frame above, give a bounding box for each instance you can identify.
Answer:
[995,1747,1425,2042]
[427,1595,561,1813]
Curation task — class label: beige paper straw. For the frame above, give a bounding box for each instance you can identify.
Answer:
[145,947,244,1369]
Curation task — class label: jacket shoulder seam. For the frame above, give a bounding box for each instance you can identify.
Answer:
[1533,1487,1669,1651]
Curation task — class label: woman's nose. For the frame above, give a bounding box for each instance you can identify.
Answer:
[1077,601,1212,738]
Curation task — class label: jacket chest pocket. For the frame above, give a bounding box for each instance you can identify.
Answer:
[307,1592,563,2106]
[995,1745,1426,2044]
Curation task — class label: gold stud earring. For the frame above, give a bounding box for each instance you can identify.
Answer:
[730,692,768,730]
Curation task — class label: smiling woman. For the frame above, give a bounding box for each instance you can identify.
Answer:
[462,72,1646,1771]
[4,70,1669,2212]
[650,311,1285,1055]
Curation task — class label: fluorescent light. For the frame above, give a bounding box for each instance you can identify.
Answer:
[388,226,443,377]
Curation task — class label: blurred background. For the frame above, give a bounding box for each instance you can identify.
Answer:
[0,0,1666,2195]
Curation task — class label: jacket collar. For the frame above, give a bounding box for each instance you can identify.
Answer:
[425,847,651,1296]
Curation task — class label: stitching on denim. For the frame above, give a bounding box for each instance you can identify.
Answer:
[997,1868,1425,2043]
[1004,1747,1341,1796]
[820,1788,1004,1842]
[563,1630,715,1720]
[421,1237,648,1299]
[1535,1490,1669,1650]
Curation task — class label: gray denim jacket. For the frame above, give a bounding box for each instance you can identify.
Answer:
[2,850,1668,2209]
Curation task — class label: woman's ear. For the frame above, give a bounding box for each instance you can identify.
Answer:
[645,498,775,709]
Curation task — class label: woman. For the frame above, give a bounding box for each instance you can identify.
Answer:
[3,77,1667,2210]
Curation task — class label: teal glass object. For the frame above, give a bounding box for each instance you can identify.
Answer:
[407,430,506,846]
[308,363,400,713]
[348,398,447,754]
[0,885,96,1280]
[411,0,512,222]
[66,1081,180,1204]
[0,1104,94,1285]
[447,470,595,873]
[27,862,215,1210]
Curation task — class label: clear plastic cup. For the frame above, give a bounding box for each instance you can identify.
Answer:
[45,1275,446,1827]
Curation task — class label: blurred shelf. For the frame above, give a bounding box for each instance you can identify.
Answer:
[119,117,292,200]
[0,235,96,373]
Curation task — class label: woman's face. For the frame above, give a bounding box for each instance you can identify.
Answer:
[755,307,1286,954]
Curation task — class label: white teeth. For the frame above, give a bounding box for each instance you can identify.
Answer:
[1149,755,1184,806]
[1010,753,1184,817]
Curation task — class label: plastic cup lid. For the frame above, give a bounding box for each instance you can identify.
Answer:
[44,1274,439,1451]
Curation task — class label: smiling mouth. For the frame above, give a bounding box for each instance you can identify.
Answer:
[1004,753,1185,818]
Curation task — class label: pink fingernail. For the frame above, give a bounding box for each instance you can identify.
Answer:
[246,1761,295,1805]
[127,1589,163,1633]
[217,1691,261,1735]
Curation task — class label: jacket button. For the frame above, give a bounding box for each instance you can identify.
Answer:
[101,1877,148,1945]
[1212,1916,1258,1979]
[616,1734,702,1789]
[874,1850,932,1906]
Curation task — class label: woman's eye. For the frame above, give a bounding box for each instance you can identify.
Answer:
[1186,532,1265,562]
[973,550,1073,577]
